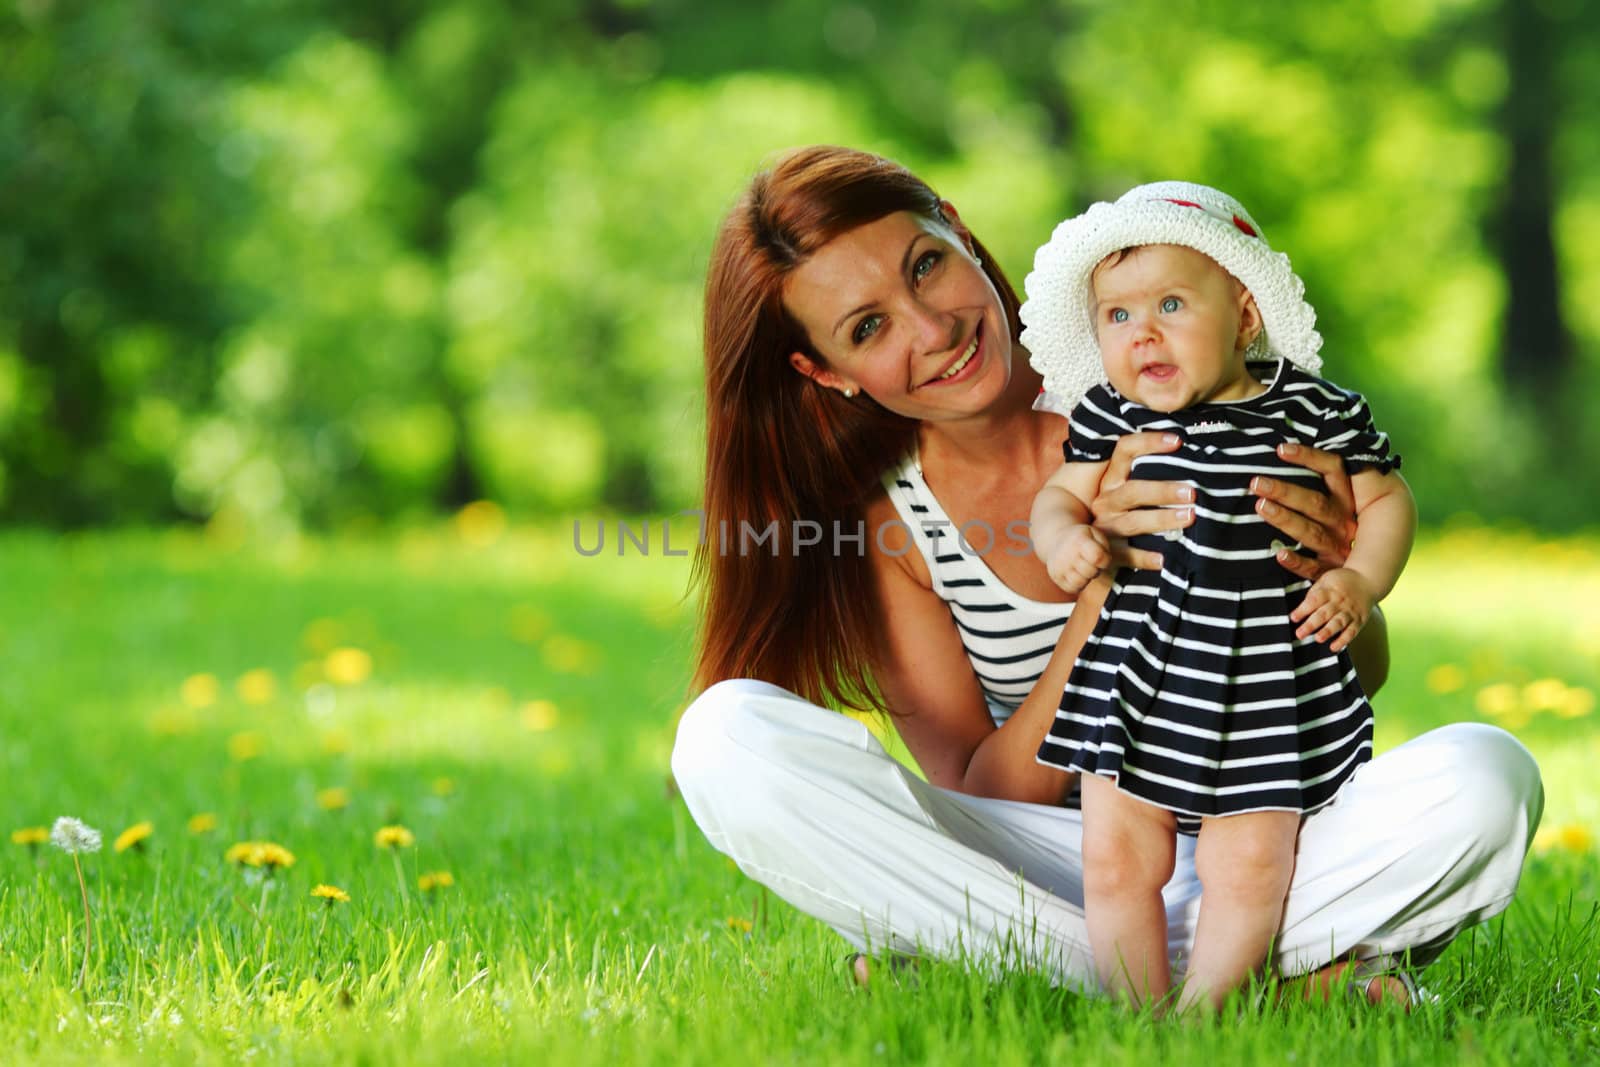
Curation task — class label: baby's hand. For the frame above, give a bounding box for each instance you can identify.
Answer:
[1043,524,1112,595]
[1291,567,1376,653]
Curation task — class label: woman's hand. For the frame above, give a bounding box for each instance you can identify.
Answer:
[1087,431,1194,572]
[1251,442,1358,581]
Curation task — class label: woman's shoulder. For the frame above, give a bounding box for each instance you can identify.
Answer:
[863,487,937,591]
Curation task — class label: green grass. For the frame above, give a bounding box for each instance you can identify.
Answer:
[1,523,1598,1065]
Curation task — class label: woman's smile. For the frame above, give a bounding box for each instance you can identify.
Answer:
[921,327,983,388]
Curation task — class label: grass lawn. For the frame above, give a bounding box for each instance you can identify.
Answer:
[1,520,1598,1065]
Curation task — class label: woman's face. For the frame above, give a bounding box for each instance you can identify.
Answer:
[781,210,1013,421]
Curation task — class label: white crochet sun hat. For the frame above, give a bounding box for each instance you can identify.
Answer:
[1019,181,1323,414]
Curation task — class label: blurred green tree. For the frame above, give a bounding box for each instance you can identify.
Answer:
[0,0,1595,530]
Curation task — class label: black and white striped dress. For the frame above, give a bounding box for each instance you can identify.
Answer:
[1035,360,1399,834]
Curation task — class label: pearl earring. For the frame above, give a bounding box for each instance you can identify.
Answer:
[843,388,856,398]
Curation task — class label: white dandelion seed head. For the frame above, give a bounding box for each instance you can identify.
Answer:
[50,816,102,855]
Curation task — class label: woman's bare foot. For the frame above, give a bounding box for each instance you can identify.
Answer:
[848,952,918,988]
[1290,958,1416,1009]
[850,953,872,988]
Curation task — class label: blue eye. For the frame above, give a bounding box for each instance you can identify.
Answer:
[1110,308,1129,323]
[852,314,883,344]
[912,250,941,282]
[1161,296,1182,313]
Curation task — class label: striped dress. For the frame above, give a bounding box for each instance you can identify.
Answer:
[1035,360,1400,834]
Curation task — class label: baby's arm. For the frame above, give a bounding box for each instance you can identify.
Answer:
[1032,459,1113,596]
[1290,468,1416,653]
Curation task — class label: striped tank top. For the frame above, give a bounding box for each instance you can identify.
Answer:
[882,453,1075,726]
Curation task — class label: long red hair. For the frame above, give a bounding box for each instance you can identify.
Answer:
[692,146,1023,710]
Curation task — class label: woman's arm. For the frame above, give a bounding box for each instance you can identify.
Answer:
[958,579,1108,804]
[1347,605,1389,695]
[864,493,1009,789]
[865,493,1084,804]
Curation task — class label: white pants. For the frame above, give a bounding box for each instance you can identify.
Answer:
[672,679,1544,989]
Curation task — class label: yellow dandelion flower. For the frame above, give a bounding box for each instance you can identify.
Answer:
[430,777,455,797]
[374,825,415,849]
[224,841,259,865]
[11,827,48,846]
[311,884,351,904]
[1523,678,1569,713]
[520,699,559,732]
[227,731,264,762]
[113,821,154,853]
[1423,664,1465,695]
[255,842,295,869]
[1556,688,1595,719]
[225,840,295,869]
[455,499,507,548]
[418,870,455,892]
[1474,683,1520,719]
[236,668,278,706]
[726,916,753,933]
[1558,824,1594,853]
[316,787,351,811]
[187,813,218,834]
[324,647,372,686]
[180,673,220,709]
[321,730,352,755]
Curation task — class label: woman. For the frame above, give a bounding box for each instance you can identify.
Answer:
[672,145,1542,1002]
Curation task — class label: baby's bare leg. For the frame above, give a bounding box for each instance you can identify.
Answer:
[1178,810,1301,1014]
[1079,774,1178,1006]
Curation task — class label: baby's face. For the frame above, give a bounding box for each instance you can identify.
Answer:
[1089,244,1260,411]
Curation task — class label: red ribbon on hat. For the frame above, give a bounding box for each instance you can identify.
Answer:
[1162,198,1259,238]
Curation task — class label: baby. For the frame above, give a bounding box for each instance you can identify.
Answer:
[1020,182,1416,1013]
